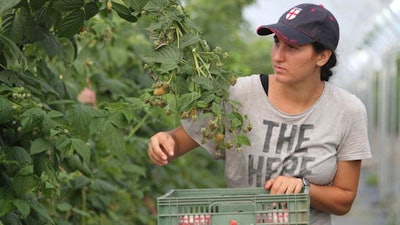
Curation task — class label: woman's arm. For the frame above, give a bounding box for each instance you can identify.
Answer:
[309,160,361,215]
[265,160,362,215]
[147,126,199,166]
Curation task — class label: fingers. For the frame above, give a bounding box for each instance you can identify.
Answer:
[147,132,176,166]
[265,176,304,194]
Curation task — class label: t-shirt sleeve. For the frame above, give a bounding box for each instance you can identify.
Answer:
[180,76,256,160]
[337,98,372,161]
[181,116,225,160]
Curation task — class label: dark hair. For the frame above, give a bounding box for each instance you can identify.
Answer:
[312,42,337,81]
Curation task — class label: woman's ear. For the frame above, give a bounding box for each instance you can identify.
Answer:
[317,50,332,67]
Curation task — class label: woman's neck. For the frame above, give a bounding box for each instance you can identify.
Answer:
[267,75,325,114]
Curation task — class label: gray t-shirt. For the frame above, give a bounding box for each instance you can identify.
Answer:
[182,74,372,225]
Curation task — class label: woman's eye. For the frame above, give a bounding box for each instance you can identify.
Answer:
[273,36,298,50]
[273,37,280,46]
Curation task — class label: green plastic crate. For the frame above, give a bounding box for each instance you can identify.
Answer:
[157,187,309,225]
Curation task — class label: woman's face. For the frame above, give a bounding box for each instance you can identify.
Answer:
[271,35,329,84]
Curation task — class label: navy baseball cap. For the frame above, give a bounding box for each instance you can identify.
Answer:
[257,3,339,51]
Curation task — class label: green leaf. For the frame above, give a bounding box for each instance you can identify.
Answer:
[54,135,70,150]
[6,8,23,43]
[0,97,13,124]
[1,13,14,36]
[0,199,13,217]
[47,99,76,106]
[32,7,58,34]
[91,179,117,193]
[179,33,201,49]
[127,0,150,12]
[65,154,92,176]
[237,134,251,147]
[0,212,20,225]
[177,92,201,112]
[72,176,91,190]
[71,207,90,217]
[33,154,48,175]
[9,4,45,44]
[30,0,46,10]
[42,117,61,133]
[143,45,183,67]
[16,165,33,176]
[52,0,84,11]
[12,199,30,218]
[0,33,27,71]
[71,138,90,163]
[57,202,72,212]
[55,9,85,38]
[143,0,169,12]
[0,71,17,88]
[104,123,125,159]
[111,1,137,22]
[44,112,62,124]
[5,146,31,165]
[229,111,244,130]
[123,164,146,177]
[211,101,223,115]
[40,32,65,59]
[18,71,60,97]
[67,104,103,138]
[0,89,11,97]
[0,0,20,16]
[47,110,64,118]
[29,201,54,223]
[192,76,214,91]
[195,100,208,108]
[31,138,52,155]
[20,108,45,132]
[84,2,99,19]
[106,111,127,128]
[198,91,215,103]
[13,175,37,196]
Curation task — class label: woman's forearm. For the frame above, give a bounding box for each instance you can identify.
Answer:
[309,183,357,215]
[309,160,362,215]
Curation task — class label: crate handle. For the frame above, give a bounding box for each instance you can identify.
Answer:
[209,200,256,213]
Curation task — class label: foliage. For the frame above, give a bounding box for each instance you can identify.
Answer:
[0,1,154,223]
[0,0,262,224]
[185,0,273,75]
[141,0,253,152]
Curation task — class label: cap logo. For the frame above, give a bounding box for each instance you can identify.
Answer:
[286,7,302,20]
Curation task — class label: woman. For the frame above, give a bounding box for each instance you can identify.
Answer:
[147,3,372,225]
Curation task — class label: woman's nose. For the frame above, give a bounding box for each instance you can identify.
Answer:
[272,46,285,61]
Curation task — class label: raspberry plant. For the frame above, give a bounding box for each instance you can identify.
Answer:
[142,1,251,152]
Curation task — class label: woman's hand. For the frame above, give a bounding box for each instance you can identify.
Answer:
[264,176,304,194]
[147,132,176,166]
[147,126,199,166]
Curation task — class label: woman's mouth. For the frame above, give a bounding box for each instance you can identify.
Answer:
[274,65,285,74]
